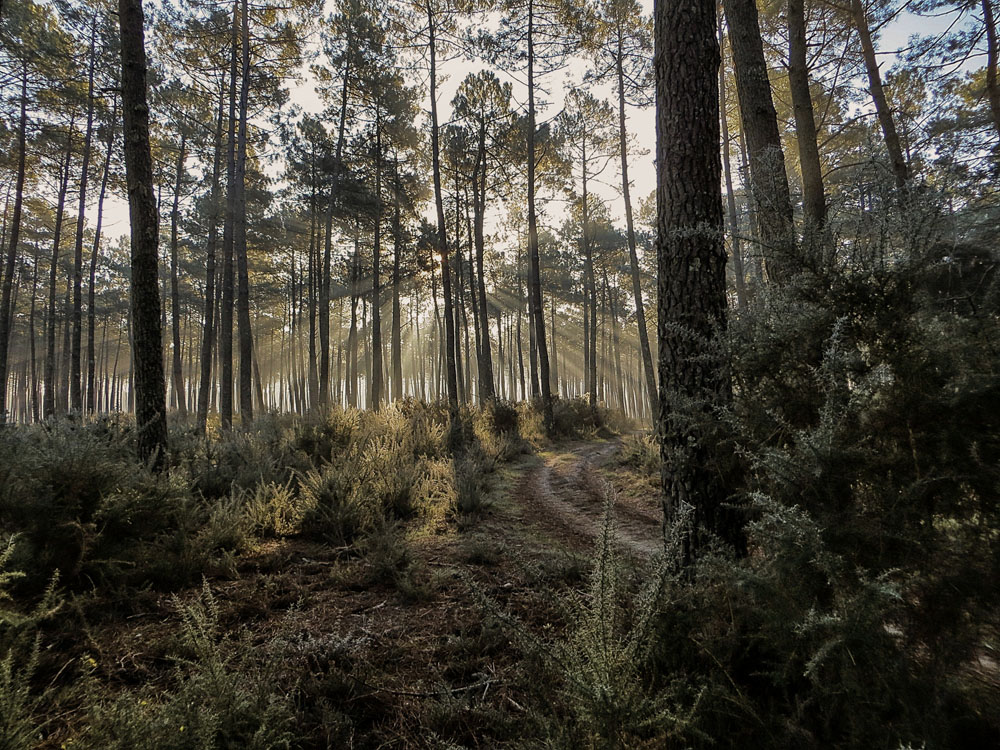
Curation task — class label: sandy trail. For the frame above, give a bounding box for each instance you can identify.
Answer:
[515,439,662,558]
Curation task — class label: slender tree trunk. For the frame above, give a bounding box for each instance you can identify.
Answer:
[29,243,38,422]
[0,63,27,423]
[347,235,359,408]
[234,0,253,421]
[615,37,657,414]
[87,95,116,413]
[787,0,826,226]
[391,160,403,401]
[427,3,459,415]
[581,142,597,408]
[44,126,74,419]
[319,197,331,406]
[307,173,318,407]
[984,0,1000,140]
[196,81,225,432]
[219,3,238,428]
[719,20,747,309]
[119,0,168,465]
[526,0,553,428]
[71,19,98,412]
[723,0,796,280]
[655,0,740,557]
[371,121,384,410]
[169,133,186,418]
[851,0,909,189]
[472,135,495,401]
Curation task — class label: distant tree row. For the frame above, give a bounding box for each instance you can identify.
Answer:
[0,0,995,442]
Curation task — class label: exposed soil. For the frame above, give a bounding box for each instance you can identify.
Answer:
[514,438,662,559]
[64,436,665,748]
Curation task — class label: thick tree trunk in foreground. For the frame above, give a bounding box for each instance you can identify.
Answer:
[655,0,739,559]
[723,0,795,280]
[118,0,168,466]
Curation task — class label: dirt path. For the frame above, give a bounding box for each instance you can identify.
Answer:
[514,439,662,558]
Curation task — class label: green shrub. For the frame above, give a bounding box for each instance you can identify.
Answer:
[244,481,301,537]
[617,433,660,475]
[454,458,488,515]
[297,463,375,546]
[83,582,297,750]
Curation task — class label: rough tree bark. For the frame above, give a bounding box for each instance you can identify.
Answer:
[787,0,826,226]
[196,81,225,433]
[851,0,909,189]
[655,0,740,558]
[0,62,27,423]
[723,0,796,281]
[615,25,658,415]
[87,95,117,413]
[118,0,168,466]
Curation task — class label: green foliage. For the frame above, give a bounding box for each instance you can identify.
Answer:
[84,582,297,749]
[617,433,660,475]
[0,540,63,750]
[548,496,696,749]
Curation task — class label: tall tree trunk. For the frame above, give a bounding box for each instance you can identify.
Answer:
[723,0,796,280]
[307,173,318,407]
[196,81,225,432]
[982,0,1000,139]
[581,141,597,408]
[88,95,116,413]
[719,19,747,309]
[371,121,384,410]
[319,197,331,406]
[472,134,495,401]
[45,126,74,419]
[526,0,553,428]
[347,234,359,408]
[235,0,253,421]
[427,2,459,415]
[29,243,38,422]
[71,18,98,412]
[119,0,168,466]
[169,133,186,418]
[615,33,657,414]
[0,62,27,423]
[655,0,740,557]
[219,3,238,428]
[391,160,403,401]
[787,0,826,226]
[851,0,909,189]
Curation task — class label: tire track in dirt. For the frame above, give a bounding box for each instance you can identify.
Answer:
[516,439,662,558]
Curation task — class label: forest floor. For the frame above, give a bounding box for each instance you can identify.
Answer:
[75,435,662,748]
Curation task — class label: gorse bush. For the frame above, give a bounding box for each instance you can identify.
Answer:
[84,582,297,750]
[0,400,550,597]
[525,204,999,748]
[0,540,63,750]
